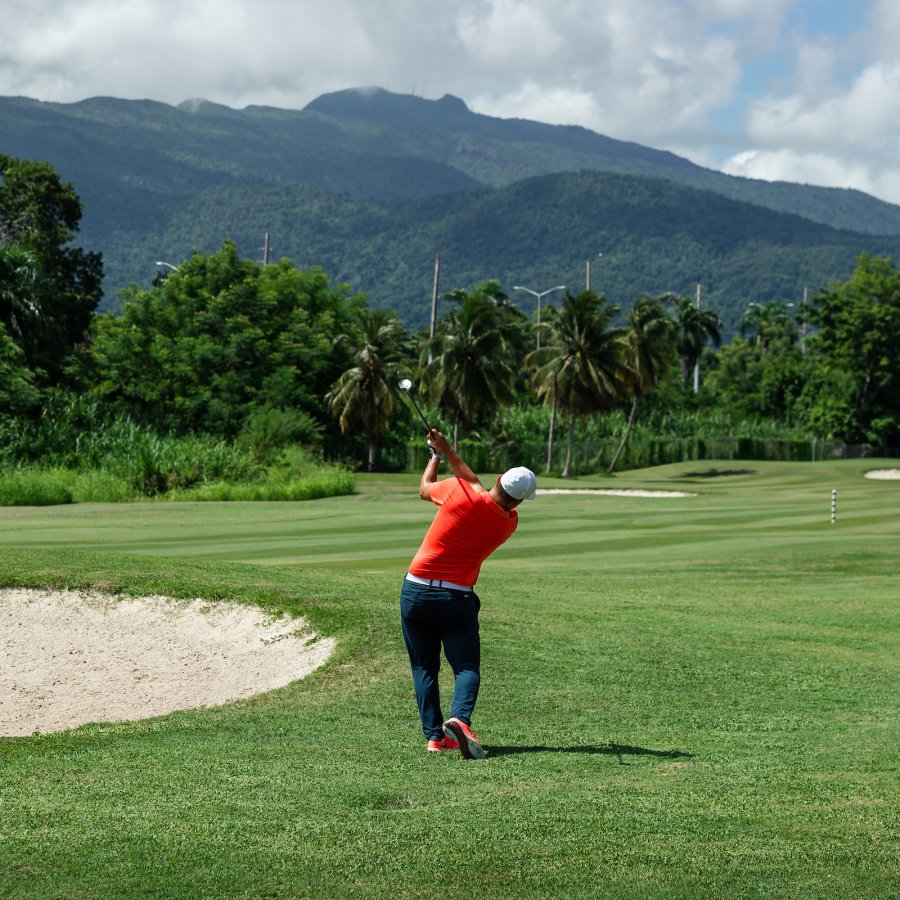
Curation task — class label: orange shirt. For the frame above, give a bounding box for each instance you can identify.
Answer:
[408,478,518,586]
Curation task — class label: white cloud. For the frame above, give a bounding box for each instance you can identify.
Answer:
[1,0,396,106]
[721,146,900,206]
[744,58,900,151]
[455,0,562,63]
[0,0,751,135]
[459,0,746,144]
[1,1,899,205]
[721,1,900,204]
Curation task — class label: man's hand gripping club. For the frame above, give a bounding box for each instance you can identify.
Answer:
[419,429,486,501]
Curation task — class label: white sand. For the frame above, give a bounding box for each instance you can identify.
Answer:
[537,488,696,498]
[0,589,335,737]
[864,469,900,480]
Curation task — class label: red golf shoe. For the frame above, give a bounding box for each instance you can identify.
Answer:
[442,717,487,759]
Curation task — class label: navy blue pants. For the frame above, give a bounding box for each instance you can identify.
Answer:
[400,578,481,741]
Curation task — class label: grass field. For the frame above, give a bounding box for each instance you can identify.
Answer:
[1,460,898,898]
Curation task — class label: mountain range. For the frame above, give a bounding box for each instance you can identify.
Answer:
[3,86,900,332]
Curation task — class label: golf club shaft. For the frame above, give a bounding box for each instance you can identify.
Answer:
[405,393,431,433]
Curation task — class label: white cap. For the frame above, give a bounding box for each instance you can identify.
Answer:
[500,467,537,501]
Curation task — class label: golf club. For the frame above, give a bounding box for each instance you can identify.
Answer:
[397,378,432,433]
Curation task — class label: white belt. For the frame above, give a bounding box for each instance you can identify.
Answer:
[405,572,473,592]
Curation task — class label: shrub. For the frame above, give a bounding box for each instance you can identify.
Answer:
[165,469,355,502]
[104,432,260,496]
[65,470,138,503]
[236,407,324,463]
[0,469,73,506]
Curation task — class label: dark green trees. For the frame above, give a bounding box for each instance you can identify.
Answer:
[529,290,629,476]
[607,295,678,473]
[670,293,722,387]
[0,155,102,402]
[327,309,412,471]
[806,254,900,444]
[422,281,525,446]
[85,242,359,436]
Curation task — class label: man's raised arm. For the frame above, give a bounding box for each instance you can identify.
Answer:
[419,428,486,501]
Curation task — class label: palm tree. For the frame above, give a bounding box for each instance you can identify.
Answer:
[670,294,722,388]
[326,308,410,472]
[422,280,524,446]
[528,290,629,477]
[0,244,38,355]
[740,301,795,354]
[606,295,677,473]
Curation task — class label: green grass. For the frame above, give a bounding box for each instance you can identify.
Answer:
[0,463,355,506]
[1,460,898,898]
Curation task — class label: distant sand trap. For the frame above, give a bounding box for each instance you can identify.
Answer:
[864,469,900,480]
[0,589,335,737]
[537,488,696,498]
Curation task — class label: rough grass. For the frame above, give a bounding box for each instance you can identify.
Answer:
[0,460,897,898]
[0,462,355,506]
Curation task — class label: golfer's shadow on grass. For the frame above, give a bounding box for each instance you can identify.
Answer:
[487,742,694,762]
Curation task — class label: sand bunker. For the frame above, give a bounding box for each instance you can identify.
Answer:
[0,589,335,737]
[864,469,900,480]
[537,488,696,498]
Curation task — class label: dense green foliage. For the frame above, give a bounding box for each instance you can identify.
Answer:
[130,173,900,332]
[1,155,898,496]
[528,291,630,475]
[0,391,354,503]
[806,254,900,443]
[422,281,527,442]
[327,308,414,471]
[5,90,900,319]
[606,295,678,472]
[0,154,102,393]
[81,241,360,437]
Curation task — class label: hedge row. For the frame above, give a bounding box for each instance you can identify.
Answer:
[391,437,896,475]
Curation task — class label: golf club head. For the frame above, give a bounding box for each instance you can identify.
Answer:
[397,378,431,434]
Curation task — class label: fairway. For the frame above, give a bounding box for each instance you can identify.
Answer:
[1,460,898,898]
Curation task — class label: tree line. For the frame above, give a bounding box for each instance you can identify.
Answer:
[2,154,899,479]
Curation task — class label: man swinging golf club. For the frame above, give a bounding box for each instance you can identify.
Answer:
[401,424,536,759]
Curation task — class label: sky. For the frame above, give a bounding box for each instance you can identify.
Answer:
[3,0,900,204]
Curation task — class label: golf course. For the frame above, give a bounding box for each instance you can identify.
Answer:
[1,459,897,898]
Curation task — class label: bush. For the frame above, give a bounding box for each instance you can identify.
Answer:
[0,469,73,506]
[64,470,138,503]
[165,469,355,502]
[108,432,260,496]
[236,407,324,463]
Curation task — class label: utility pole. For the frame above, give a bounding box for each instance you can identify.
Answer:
[429,253,441,364]
[262,232,270,266]
[801,286,809,355]
[693,283,702,394]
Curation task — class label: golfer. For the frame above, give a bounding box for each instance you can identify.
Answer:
[401,427,536,759]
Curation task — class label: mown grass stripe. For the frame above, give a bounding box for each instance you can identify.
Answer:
[0,459,897,898]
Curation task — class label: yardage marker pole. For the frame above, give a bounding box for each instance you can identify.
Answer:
[831,489,837,525]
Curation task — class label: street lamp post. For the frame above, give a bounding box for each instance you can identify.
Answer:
[800,287,809,355]
[154,261,179,272]
[513,284,566,350]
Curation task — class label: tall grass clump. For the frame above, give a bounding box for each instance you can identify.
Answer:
[165,447,354,502]
[111,432,260,496]
[0,469,73,506]
[0,393,354,504]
